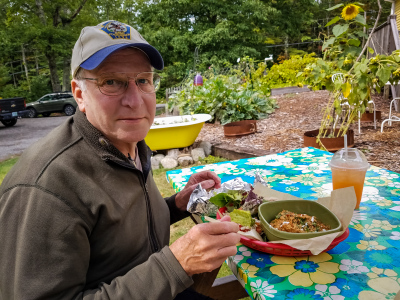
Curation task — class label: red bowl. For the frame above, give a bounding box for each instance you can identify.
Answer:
[216,207,349,256]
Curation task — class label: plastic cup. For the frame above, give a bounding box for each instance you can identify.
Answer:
[329,148,369,209]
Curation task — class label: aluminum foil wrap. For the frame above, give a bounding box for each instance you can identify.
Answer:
[187,177,252,215]
[254,173,269,187]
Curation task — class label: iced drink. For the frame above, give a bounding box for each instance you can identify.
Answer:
[329,148,369,209]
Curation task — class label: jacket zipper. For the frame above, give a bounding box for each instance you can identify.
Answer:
[108,159,160,253]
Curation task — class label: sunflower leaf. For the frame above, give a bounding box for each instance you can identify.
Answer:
[325,16,341,27]
[333,24,349,37]
[322,37,336,51]
[326,3,344,11]
[354,14,366,25]
[348,39,361,47]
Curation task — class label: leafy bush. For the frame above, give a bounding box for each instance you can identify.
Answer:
[264,53,318,88]
[168,74,277,125]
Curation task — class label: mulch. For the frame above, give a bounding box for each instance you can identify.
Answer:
[195,90,400,174]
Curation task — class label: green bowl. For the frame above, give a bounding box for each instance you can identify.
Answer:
[258,200,342,241]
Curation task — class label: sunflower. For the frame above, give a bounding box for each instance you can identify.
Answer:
[341,4,360,21]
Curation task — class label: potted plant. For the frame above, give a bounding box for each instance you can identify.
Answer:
[168,67,277,137]
[298,1,400,151]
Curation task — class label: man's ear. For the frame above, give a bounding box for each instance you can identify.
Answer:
[71,80,86,113]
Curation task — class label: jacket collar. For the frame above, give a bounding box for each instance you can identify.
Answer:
[73,110,152,178]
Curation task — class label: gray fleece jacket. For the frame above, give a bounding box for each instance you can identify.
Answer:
[0,110,193,299]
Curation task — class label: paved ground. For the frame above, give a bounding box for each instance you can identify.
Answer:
[0,115,69,162]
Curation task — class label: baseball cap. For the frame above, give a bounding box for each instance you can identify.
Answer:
[71,20,164,77]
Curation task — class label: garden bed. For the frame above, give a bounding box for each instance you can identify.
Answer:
[195,90,400,174]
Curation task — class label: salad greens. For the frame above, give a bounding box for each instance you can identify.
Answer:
[209,190,243,211]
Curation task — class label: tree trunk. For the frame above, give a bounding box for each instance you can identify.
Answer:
[21,44,31,92]
[62,57,71,91]
[46,52,61,92]
[35,0,47,25]
[284,36,289,59]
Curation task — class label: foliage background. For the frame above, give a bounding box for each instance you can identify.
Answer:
[0,0,392,102]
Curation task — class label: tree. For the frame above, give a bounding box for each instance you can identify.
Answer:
[0,0,92,92]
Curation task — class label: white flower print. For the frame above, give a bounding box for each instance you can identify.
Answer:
[390,231,400,240]
[311,183,333,198]
[281,179,296,185]
[233,246,252,263]
[247,155,293,167]
[388,182,400,188]
[390,201,400,212]
[246,169,274,177]
[349,210,368,226]
[294,163,328,174]
[250,279,277,300]
[340,259,369,274]
[315,284,344,300]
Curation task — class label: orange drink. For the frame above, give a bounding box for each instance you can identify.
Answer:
[329,148,369,209]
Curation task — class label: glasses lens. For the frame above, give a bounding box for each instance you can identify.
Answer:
[136,72,161,93]
[97,74,128,95]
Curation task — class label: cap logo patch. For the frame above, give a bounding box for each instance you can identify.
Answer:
[101,21,131,40]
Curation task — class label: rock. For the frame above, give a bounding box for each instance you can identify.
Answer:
[153,154,165,160]
[198,141,212,156]
[178,156,194,167]
[151,157,160,170]
[191,148,206,162]
[166,149,180,159]
[151,155,164,170]
[161,157,178,169]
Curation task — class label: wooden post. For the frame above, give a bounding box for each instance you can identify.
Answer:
[384,84,390,100]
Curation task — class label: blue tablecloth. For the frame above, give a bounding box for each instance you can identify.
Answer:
[166,147,400,300]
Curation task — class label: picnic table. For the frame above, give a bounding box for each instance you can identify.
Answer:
[166,147,400,300]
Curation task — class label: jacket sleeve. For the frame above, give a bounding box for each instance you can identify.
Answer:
[165,194,192,224]
[0,186,193,300]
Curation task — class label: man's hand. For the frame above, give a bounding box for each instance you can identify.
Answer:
[170,216,240,276]
[175,171,221,211]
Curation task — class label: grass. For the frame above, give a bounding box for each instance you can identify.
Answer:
[0,156,19,184]
[1,155,250,299]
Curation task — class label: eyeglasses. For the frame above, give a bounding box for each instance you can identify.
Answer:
[81,72,161,96]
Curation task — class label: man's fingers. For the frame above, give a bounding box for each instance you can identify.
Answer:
[217,245,238,258]
[200,221,239,235]
[200,179,217,190]
[220,215,231,222]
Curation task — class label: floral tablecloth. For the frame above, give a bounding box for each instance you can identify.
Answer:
[166,147,400,300]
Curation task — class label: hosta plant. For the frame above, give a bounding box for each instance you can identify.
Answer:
[168,73,277,125]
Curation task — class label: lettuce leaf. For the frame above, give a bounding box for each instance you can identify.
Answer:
[209,190,244,208]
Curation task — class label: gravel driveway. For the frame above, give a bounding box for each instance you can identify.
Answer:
[0,115,69,161]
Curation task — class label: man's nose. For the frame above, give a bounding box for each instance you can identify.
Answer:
[121,79,144,107]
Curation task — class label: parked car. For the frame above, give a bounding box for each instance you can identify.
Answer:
[0,97,30,127]
[26,92,78,118]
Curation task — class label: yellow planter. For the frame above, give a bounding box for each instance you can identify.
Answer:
[145,114,212,150]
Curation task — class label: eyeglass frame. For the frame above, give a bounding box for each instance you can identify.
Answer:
[78,72,161,96]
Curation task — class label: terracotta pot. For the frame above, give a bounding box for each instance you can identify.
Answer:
[360,111,381,122]
[223,120,257,137]
[303,129,354,152]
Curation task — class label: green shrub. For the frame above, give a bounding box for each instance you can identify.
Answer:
[264,53,318,88]
[168,74,277,125]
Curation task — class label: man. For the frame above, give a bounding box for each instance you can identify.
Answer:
[0,20,240,299]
